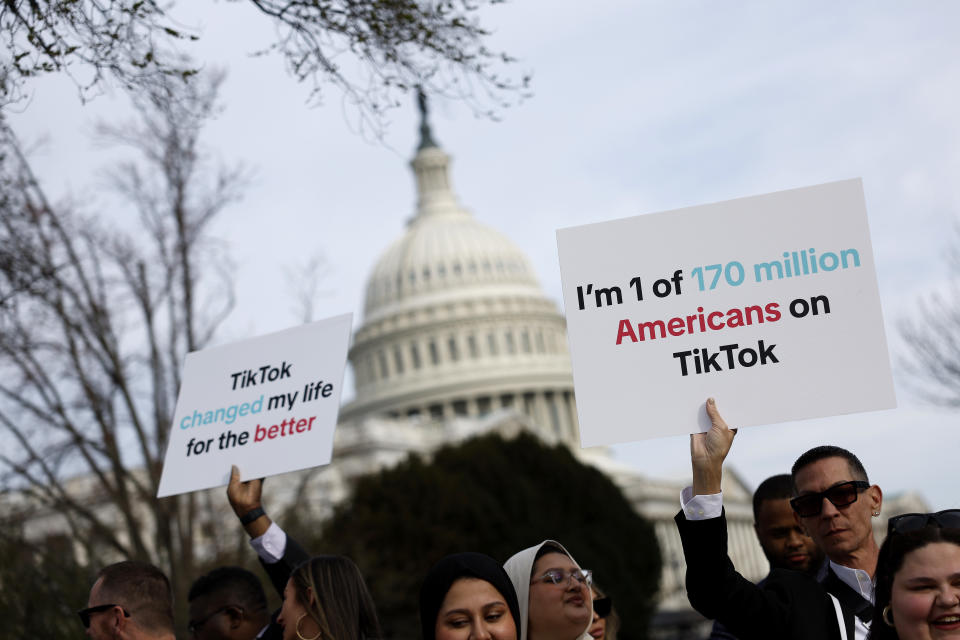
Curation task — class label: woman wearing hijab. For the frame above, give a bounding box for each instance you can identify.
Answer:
[420,552,522,640]
[503,541,593,640]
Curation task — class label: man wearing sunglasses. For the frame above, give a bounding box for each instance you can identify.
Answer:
[790,443,882,640]
[80,561,175,640]
[675,398,882,640]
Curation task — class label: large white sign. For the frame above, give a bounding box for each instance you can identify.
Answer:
[556,179,896,447]
[157,314,352,497]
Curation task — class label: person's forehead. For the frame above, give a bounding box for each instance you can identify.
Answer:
[896,542,960,580]
[756,497,796,527]
[533,551,576,572]
[794,456,855,491]
[443,577,505,608]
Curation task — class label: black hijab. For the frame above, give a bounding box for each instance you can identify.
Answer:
[420,552,522,640]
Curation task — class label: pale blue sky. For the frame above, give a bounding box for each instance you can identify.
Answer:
[9,1,959,509]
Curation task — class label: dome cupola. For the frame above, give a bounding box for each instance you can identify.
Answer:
[342,96,579,444]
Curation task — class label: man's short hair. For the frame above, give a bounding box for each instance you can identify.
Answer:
[188,566,267,614]
[791,445,869,491]
[97,561,174,633]
[752,474,794,520]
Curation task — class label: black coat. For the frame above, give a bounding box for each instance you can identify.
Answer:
[674,509,860,640]
[257,534,310,640]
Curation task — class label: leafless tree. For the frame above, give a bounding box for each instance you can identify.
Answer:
[1,0,531,130]
[285,254,334,323]
[898,225,960,407]
[0,70,245,602]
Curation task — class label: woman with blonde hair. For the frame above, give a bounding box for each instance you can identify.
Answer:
[587,583,619,640]
[276,555,382,640]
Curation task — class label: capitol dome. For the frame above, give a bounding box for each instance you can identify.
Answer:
[363,144,544,321]
[340,113,579,444]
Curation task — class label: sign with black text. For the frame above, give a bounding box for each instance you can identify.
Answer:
[157,314,352,497]
[556,179,895,446]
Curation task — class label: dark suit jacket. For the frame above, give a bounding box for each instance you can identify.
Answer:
[675,509,856,640]
[257,533,310,640]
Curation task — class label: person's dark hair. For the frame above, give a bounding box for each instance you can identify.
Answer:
[752,474,794,520]
[791,445,869,490]
[290,555,382,639]
[420,552,521,640]
[96,561,174,633]
[869,526,960,640]
[188,566,268,615]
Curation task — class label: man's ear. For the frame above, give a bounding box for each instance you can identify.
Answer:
[869,484,883,512]
[227,605,244,629]
[113,605,130,634]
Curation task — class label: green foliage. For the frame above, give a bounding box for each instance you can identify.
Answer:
[0,532,93,640]
[313,432,661,639]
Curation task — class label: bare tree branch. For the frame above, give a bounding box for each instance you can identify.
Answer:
[0,70,244,603]
[1,1,530,134]
[898,223,960,407]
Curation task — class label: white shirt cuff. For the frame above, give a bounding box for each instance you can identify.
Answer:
[680,486,723,520]
[250,522,287,564]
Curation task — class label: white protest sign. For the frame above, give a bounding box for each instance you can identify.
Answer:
[157,314,352,497]
[556,179,896,447]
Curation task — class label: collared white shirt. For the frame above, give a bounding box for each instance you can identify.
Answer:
[679,486,723,520]
[250,521,287,564]
[828,560,874,640]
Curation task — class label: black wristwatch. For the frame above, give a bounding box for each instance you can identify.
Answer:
[239,506,265,525]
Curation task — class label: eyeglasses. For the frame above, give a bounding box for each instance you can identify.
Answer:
[593,596,612,618]
[789,480,870,517]
[78,604,130,628]
[531,568,593,587]
[188,605,241,634]
[887,509,960,535]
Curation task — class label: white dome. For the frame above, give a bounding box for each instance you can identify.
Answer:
[363,147,542,322]
[342,127,578,445]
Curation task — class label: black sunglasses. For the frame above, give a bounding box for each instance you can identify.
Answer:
[789,480,870,517]
[887,509,960,535]
[593,596,612,618]
[78,604,130,628]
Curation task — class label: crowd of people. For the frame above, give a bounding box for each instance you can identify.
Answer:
[77,398,958,640]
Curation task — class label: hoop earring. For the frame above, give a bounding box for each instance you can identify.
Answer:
[882,605,894,627]
[296,613,321,640]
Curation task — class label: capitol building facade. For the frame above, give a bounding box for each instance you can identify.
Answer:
[8,111,928,638]
[281,115,773,635]
[305,113,928,635]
